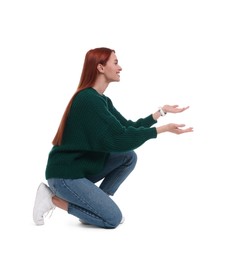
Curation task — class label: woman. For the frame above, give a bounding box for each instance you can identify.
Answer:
[33,47,193,228]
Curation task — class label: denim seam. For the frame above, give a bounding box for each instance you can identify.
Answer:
[61,179,102,218]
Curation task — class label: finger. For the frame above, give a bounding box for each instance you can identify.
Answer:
[182,127,194,133]
[176,124,186,127]
[183,106,190,110]
[186,127,194,132]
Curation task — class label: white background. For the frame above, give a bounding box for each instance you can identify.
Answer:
[0,0,228,259]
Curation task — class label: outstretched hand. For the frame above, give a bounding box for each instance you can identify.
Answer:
[163,105,189,114]
[156,123,193,135]
[155,104,194,135]
[167,123,193,134]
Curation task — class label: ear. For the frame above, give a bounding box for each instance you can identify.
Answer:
[97,64,104,73]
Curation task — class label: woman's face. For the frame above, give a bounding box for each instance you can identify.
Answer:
[101,52,122,83]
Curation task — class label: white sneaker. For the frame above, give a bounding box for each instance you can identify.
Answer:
[33,182,55,225]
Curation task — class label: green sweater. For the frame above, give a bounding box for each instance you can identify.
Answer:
[45,88,158,179]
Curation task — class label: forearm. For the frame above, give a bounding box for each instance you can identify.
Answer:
[152,106,167,120]
[156,125,169,134]
[100,126,157,152]
[152,110,162,121]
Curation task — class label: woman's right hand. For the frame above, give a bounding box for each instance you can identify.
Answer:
[156,123,193,135]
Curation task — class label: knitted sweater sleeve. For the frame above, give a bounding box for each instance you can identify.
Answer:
[85,94,158,152]
[106,97,157,128]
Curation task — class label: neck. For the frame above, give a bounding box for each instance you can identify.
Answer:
[93,78,109,95]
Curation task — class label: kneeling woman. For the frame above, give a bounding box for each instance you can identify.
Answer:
[33,47,193,228]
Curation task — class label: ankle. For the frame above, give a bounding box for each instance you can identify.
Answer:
[52,196,68,211]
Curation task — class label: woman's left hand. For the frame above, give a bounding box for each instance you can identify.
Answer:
[163,105,189,114]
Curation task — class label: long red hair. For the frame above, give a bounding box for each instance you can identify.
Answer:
[52,47,115,146]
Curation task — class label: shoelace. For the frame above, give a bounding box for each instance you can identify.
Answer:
[44,207,56,219]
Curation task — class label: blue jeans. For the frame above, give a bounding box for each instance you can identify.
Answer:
[48,151,137,228]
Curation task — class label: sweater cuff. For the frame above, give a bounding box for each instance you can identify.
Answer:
[144,114,157,127]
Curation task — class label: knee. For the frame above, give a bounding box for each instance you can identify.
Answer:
[104,211,123,229]
[131,150,137,164]
[127,151,137,168]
